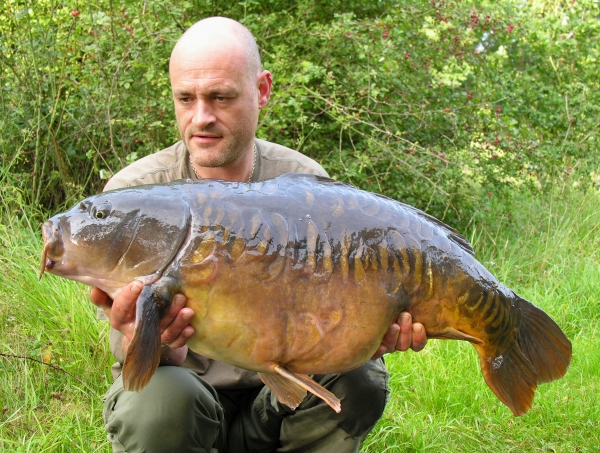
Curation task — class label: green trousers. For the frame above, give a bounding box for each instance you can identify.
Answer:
[102,359,389,453]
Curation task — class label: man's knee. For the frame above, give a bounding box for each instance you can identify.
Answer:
[319,359,389,438]
[103,366,225,452]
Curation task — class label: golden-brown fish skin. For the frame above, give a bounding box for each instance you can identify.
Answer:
[169,174,570,416]
[41,173,571,415]
[173,175,497,368]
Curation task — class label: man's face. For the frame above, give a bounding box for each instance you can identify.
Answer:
[170,45,260,169]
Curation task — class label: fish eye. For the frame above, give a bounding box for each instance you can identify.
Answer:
[91,201,112,220]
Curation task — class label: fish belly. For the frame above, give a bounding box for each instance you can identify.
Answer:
[183,259,406,375]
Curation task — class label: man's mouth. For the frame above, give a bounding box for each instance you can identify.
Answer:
[191,133,222,143]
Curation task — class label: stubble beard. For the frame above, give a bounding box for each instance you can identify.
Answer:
[183,112,258,169]
[188,140,241,168]
[184,129,245,169]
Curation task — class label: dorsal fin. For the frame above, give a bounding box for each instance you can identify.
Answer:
[274,173,476,257]
[392,202,476,257]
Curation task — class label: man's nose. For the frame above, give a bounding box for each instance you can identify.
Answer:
[191,100,216,127]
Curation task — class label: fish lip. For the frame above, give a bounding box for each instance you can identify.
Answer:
[39,243,49,280]
[40,221,62,279]
[40,222,51,279]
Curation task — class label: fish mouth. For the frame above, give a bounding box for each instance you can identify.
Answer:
[40,221,62,280]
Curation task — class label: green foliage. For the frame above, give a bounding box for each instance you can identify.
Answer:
[254,0,600,225]
[1,0,598,225]
[0,0,184,208]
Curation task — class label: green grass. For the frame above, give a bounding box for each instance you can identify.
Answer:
[0,213,112,452]
[1,185,598,452]
[364,187,600,452]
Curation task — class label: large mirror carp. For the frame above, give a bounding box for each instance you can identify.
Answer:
[40,173,571,415]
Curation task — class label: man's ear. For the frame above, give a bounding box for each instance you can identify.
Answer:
[257,70,273,109]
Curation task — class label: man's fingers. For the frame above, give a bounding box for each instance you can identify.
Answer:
[370,322,399,360]
[158,293,194,349]
[381,323,400,351]
[92,282,197,352]
[90,287,112,309]
[396,313,427,352]
[370,344,388,361]
[159,294,187,328]
[160,307,195,348]
[410,323,427,352]
[110,280,143,326]
[164,326,195,350]
[397,312,413,352]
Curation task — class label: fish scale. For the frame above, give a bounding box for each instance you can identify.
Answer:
[40,173,571,416]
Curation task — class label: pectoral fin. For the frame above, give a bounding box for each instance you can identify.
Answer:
[122,276,179,392]
[259,365,342,413]
[428,327,485,345]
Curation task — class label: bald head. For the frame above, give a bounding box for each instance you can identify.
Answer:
[170,17,262,82]
[168,16,273,182]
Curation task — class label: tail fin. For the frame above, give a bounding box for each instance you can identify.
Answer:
[478,296,572,416]
[122,279,175,392]
[516,299,572,384]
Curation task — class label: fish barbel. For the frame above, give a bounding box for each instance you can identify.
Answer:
[40,173,571,415]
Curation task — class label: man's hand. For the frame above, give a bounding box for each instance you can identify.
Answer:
[371,312,427,360]
[90,282,195,350]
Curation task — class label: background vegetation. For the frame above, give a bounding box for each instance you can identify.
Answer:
[1,0,599,451]
[1,0,598,225]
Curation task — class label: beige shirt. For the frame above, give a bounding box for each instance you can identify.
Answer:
[101,139,328,388]
[104,139,327,190]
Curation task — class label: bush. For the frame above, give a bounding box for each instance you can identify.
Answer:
[1,0,598,227]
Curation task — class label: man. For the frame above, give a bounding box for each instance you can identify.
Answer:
[92,17,427,453]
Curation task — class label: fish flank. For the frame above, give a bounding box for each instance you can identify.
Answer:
[424,254,435,300]
[340,232,350,279]
[487,294,507,329]
[331,197,344,218]
[320,233,334,277]
[249,210,262,240]
[457,291,470,305]
[305,190,315,207]
[406,239,423,296]
[354,244,366,282]
[465,293,484,312]
[378,239,389,273]
[388,255,402,295]
[483,294,501,326]
[214,205,225,227]
[370,247,378,271]
[306,220,318,274]
[386,230,409,288]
